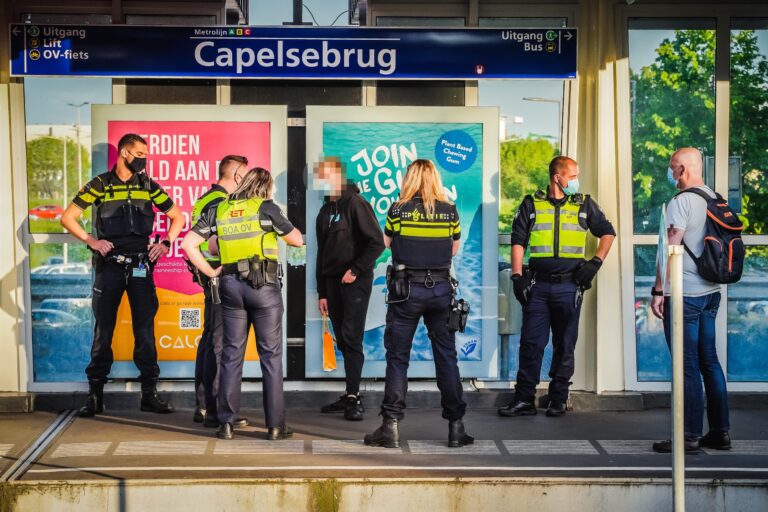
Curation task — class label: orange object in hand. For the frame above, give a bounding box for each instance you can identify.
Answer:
[322,315,337,372]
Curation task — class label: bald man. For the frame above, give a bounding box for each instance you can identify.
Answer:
[499,156,616,419]
[650,147,731,453]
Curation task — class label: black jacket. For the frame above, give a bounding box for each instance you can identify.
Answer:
[316,185,385,298]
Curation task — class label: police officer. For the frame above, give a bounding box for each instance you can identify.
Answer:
[60,133,185,417]
[498,156,615,418]
[182,167,303,440]
[189,155,248,427]
[364,159,474,449]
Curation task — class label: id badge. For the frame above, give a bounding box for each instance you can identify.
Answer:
[132,264,147,278]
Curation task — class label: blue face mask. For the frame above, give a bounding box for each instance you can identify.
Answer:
[667,167,679,187]
[559,177,580,196]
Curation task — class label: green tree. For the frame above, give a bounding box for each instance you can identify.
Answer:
[499,136,557,231]
[27,136,90,201]
[631,29,768,236]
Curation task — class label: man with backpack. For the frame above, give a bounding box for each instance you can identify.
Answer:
[650,147,744,453]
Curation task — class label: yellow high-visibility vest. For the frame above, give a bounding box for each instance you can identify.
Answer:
[528,190,587,259]
[215,198,278,264]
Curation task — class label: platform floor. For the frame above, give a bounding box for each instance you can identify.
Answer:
[3,404,768,482]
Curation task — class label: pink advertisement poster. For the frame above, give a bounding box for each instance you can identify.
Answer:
[106,121,271,364]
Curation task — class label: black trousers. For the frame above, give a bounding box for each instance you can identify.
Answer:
[381,281,466,421]
[514,280,583,405]
[218,275,285,428]
[194,290,224,413]
[324,270,373,395]
[86,261,160,384]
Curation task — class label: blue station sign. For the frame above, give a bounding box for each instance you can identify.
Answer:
[9,24,577,80]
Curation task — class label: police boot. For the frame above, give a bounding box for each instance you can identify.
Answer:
[140,382,174,414]
[448,419,475,448]
[364,418,400,449]
[78,382,104,418]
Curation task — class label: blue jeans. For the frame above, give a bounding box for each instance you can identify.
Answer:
[663,292,730,437]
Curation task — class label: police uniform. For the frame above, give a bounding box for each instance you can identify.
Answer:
[509,188,615,409]
[191,195,294,431]
[379,195,466,422]
[72,169,174,394]
[190,185,228,419]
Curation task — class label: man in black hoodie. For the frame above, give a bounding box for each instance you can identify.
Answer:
[315,158,385,421]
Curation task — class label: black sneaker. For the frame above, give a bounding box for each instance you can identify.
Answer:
[700,431,731,450]
[140,389,174,414]
[344,395,364,421]
[546,402,567,417]
[652,437,701,453]
[216,422,234,440]
[364,419,400,449]
[321,395,347,414]
[497,401,537,417]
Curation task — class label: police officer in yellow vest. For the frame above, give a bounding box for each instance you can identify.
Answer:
[498,156,615,418]
[61,133,185,417]
[183,167,303,440]
[189,155,248,427]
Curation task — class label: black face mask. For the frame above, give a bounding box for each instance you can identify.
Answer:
[125,151,146,174]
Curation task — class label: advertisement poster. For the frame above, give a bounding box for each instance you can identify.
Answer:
[78,105,288,382]
[306,107,499,379]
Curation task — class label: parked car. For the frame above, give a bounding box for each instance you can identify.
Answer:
[45,256,64,266]
[39,298,91,322]
[31,309,80,328]
[31,264,90,275]
[29,204,64,220]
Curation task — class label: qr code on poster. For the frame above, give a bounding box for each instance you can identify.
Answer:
[179,308,201,330]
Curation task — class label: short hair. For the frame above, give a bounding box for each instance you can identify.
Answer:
[117,133,147,153]
[549,156,577,178]
[219,155,249,178]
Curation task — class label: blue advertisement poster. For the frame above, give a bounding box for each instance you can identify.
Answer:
[305,107,499,379]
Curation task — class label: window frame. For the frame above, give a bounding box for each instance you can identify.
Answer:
[616,4,768,392]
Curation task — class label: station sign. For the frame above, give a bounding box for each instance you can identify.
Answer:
[10,24,577,80]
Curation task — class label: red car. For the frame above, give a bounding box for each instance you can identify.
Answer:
[29,204,64,220]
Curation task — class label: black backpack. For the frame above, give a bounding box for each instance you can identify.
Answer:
[677,188,744,284]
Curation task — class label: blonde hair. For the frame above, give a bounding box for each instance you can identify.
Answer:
[229,167,272,201]
[396,159,449,219]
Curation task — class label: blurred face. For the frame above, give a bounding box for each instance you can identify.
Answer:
[314,159,343,195]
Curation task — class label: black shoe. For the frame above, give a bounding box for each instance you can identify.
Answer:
[216,422,234,440]
[448,419,475,448]
[193,407,206,423]
[140,384,174,414]
[700,431,731,450]
[652,437,701,453]
[267,425,293,440]
[364,419,400,449]
[321,395,347,413]
[498,401,537,417]
[204,416,249,429]
[344,396,364,421]
[77,382,104,418]
[546,402,567,417]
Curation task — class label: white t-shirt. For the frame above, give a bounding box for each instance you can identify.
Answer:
[664,185,721,297]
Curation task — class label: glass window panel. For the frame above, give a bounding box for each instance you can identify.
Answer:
[479,18,567,28]
[375,17,465,27]
[376,81,465,106]
[634,245,670,381]
[730,21,768,233]
[727,246,768,381]
[30,243,93,382]
[125,79,217,105]
[231,80,362,117]
[629,19,717,234]
[24,78,112,234]
[21,13,111,24]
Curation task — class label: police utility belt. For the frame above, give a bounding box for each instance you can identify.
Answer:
[385,264,469,333]
[221,257,283,289]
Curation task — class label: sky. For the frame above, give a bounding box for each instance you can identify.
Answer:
[25,3,768,144]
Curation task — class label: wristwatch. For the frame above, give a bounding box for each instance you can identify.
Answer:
[161,239,171,249]
[651,287,663,297]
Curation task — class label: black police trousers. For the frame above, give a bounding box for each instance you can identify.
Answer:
[515,280,583,405]
[324,270,373,395]
[86,261,160,384]
[382,281,466,421]
[195,291,224,414]
[218,275,285,428]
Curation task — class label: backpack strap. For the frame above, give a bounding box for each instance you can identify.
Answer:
[676,187,720,202]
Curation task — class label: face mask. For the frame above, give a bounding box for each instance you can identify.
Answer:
[667,167,679,187]
[559,177,580,196]
[125,151,146,174]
